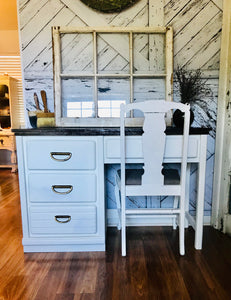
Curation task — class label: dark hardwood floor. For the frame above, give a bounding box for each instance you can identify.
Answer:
[1,169,231,299]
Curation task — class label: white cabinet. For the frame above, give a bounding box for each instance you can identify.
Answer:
[16,136,105,252]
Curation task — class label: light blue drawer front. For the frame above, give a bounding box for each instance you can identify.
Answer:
[26,139,96,170]
[29,206,97,235]
[28,173,96,203]
[104,136,199,163]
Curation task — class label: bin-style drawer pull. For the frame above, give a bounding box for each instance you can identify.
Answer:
[50,152,72,161]
[55,215,71,223]
[52,185,73,194]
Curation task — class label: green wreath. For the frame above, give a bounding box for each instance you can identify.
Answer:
[80,0,140,13]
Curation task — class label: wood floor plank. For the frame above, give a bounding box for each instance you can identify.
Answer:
[142,227,190,299]
[54,293,74,300]
[128,232,149,299]
[1,169,231,299]
[164,226,231,299]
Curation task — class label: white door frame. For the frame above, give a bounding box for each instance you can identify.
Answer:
[212,0,231,232]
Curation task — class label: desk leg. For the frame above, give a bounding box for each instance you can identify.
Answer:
[195,135,207,249]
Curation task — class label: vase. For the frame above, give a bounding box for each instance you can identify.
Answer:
[173,109,194,128]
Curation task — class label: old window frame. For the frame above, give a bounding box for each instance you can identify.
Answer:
[52,26,173,127]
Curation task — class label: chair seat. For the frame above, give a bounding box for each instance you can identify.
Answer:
[117,168,180,186]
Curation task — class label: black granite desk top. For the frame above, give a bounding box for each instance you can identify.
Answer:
[12,127,211,136]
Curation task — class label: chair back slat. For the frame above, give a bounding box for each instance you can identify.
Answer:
[142,112,165,186]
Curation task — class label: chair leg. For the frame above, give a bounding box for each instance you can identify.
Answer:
[114,184,121,230]
[121,191,126,256]
[121,205,126,256]
[172,216,177,230]
[179,197,185,256]
[121,221,126,256]
[173,196,179,230]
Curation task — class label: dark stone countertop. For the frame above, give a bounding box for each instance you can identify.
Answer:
[12,127,211,136]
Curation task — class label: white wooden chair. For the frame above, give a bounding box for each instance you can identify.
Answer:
[115,100,190,256]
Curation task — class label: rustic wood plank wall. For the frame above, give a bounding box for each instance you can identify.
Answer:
[165,0,222,70]
[17,0,223,219]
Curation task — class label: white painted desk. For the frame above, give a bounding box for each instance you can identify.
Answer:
[14,128,208,252]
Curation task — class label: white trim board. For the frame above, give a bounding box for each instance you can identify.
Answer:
[212,0,231,230]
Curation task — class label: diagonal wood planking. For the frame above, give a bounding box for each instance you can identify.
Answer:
[19,0,150,74]
[26,15,86,73]
[173,2,219,54]
[167,0,211,35]
[19,0,223,75]
[106,0,148,27]
[19,0,48,29]
[60,0,150,69]
[164,0,223,70]
[174,11,222,68]
[164,0,192,25]
[22,7,80,71]
[21,0,64,50]
[202,51,220,70]
[211,0,223,10]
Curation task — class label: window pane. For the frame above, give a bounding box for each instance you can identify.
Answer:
[61,78,94,118]
[133,33,165,74]
[97,33,129,75]
[61,33,93,74]
[98,78,129,117]
[133,78,166,101]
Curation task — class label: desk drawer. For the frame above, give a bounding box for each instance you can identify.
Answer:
[26,139,96,170]
[29,206,97,235]
[28,172,96,203]
[104,136,199,162]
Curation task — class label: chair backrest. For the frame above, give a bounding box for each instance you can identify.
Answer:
[120,100,190,194]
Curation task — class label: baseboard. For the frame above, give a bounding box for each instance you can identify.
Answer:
[106,209,211,227]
